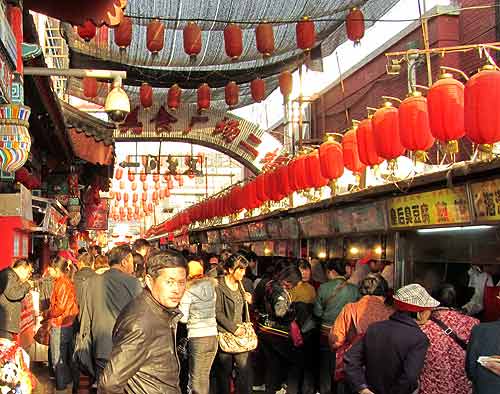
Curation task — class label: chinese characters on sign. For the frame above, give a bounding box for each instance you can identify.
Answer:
[387,186,471,229]
[471,179,500,222]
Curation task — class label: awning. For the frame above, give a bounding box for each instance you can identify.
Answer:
[69,128,114,165]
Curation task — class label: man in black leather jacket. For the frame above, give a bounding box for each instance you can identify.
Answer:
[99,250,187,394]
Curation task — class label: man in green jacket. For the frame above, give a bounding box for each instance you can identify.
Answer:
[314,258,360,394]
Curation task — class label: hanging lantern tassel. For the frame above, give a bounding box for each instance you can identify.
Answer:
[147,19,165,54]
[346,8,365,46]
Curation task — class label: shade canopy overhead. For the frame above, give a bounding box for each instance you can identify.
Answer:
[61,0,398,109]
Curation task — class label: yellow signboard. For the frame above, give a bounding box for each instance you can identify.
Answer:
[471,179,500,222]
[388,186,470,229]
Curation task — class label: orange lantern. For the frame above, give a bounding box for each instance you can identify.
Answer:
[197,83,211,111]
[427,72,465,152]
[167,84,182,111]
[255,22,274,57]
[183,22,202,58]
[296,17,315,52]
[115,192,122,201]
[251,78,266,103]
[77,20,96,42]
[114,16,132,49]
[319,136,344,185]
[465,65,500,145]
[225,81,239,108]
[83,77,98,98]
[147,19,165,54]
[115,168,123,180]
[123,193,129,203]
[279,71,293,99]
[131,182,137,191]
[372,101,406,161]
[128,171,135,182]
[164,188,171,198]
[305,150,328,189]
[152,191,159,202]
[119,180,125,190]
[356,118,383,167]
[155,182,161,190]
[398,92,435,155]
[346,8,365,45]
[140,83,153,109]
[342,128,366,174]
[153,173,160,183]
[132,193,138,203]
[141,192,148,202]
[224,23,243,60]
[143,182,149,192]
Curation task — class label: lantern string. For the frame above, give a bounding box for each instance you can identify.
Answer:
[123,4,500,27]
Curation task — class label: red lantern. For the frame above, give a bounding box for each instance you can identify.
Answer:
[115,168,123,180]
[140,173,147,183]
[167,84,182,111]
[279,71,293,98]
[288,155,307,192]
[465,65,500,145]
[342,129,366,174]
[372,102,406,160]
[140,83,153,109]
[251,78,266,103]
[132,193,138,203]
[225,81,239,108]
[305,150,328,188]
[224,23,243,60]
[255,23,274,57]
[164,188,171,198]
[155,182,161,190]
[114,16,132,49]
[116,192,122,201]
[356,118,383,167]
[427,73,465,149]
[131,182,137,191]
[83,77,98,98]
[148,203,154,212]
[255,174,269,203]
[153,173,160,183]
[346,8,365,45]
[123,193,129,203]
[152,191,159,202]
[398,92,435,153]
[197,83,211,111]
[296,17,315,52]
[147,19,165,54]
[167,178,174,190]
[183,22,202,58]
[319,137,344,182]
[128,171,135,182]
[77,20,96,42]
[142,192,148,202]
[268,170,284,202]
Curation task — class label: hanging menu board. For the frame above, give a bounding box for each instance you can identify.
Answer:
[298,211,334,238]
[280,217,300,240]
[266,220,281,239]
[220,228,233,243]
[334,201,387,234]
[206,230,221,244]
[232,225,250,242]
[248,221,268,241]
[387,186,471,229]
[471,179,500,223]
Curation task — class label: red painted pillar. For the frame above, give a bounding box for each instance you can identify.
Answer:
[7,5,23,74]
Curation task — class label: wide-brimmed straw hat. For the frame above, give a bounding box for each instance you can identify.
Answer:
[393,283,440,312]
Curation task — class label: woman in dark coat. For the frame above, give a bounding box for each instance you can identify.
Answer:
[215,253,253,394]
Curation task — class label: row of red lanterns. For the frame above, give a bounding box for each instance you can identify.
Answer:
[114,168,185,185]
[156,64,500,233]
[78,9,365,58]
[82,72,288,110]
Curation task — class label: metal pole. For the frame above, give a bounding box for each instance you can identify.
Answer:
[418,0,433,86]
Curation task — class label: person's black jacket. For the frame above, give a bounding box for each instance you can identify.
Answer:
[99,290,183,394]
[215,277,248,334]
[344,311,429,394]
[0,268,31,334]
[466,320,500,394]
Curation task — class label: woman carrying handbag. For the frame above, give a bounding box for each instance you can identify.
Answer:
[215,253,256,394]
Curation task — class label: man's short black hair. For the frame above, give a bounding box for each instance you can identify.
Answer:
[12,258,31,269]
[325,258,349,277]
[78,253,94,268]
[108,245,132,266]
[132,238,150,252]
[147,250,187,278]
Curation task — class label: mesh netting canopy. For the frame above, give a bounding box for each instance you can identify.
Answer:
[64,0,398,109]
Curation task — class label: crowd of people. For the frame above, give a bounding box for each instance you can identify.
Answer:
[0,240,499,394]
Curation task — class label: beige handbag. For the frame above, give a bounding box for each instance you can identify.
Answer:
[218,283,258,354]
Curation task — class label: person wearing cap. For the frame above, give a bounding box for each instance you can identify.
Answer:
[344,284,439,394]
[179,260,218,394]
